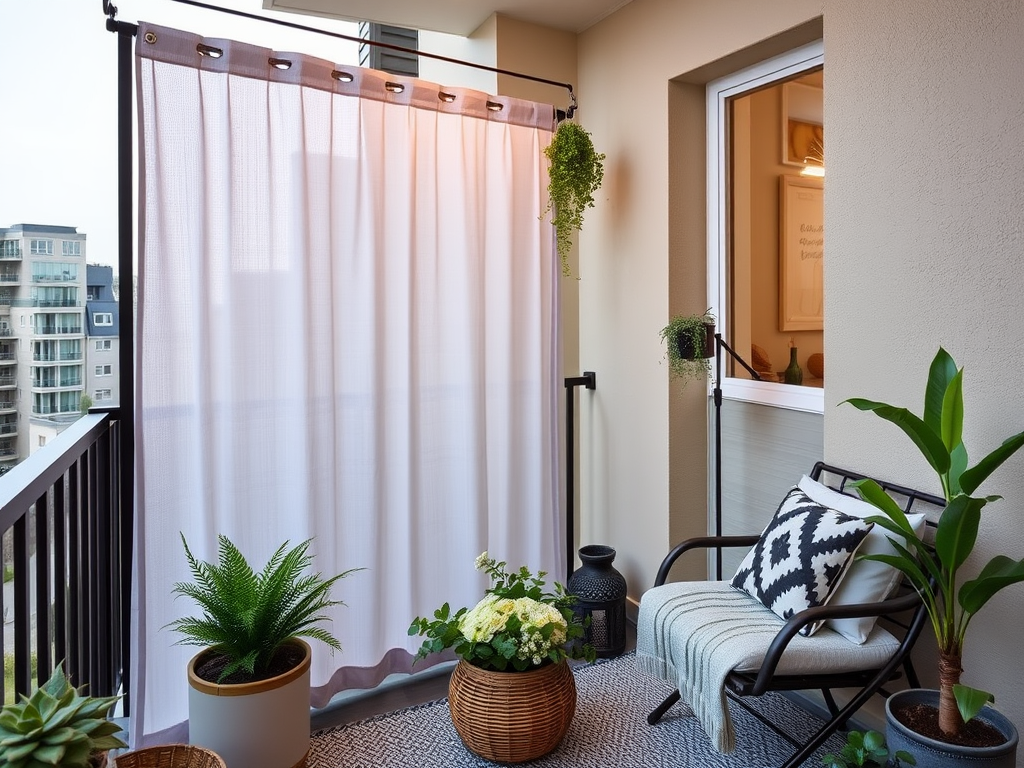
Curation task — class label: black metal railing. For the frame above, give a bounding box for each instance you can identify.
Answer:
[0,408,128,707]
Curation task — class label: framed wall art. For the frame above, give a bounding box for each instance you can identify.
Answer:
[779,174,823,331]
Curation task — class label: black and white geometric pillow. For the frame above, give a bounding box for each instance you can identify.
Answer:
[730,487,875,636]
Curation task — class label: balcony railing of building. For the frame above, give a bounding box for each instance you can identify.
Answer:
[33,352,83,362]
[0,329,14,338]
[0,409,128,705]
[0,423,18,436]
[0,376,16,388]
[0,401,14,411]
[32,405,81,416]
[0,352,15,361]
[35,326,83,336]
[0,274,20,283]
[11,299,81,309]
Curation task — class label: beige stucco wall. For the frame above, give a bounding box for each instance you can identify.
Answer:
[825,0,1024,737]
[573,0,824,595]
[570,0,1024,741]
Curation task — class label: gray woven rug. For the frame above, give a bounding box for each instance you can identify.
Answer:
[309,653,844,767]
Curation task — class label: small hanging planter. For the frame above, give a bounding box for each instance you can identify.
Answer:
[543,120,606,277]
[659,310,716,388]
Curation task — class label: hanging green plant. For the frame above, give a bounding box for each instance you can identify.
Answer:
[659,310,716,389]
[543,120,606,277]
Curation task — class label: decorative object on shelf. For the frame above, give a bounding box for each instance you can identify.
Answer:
[168,535,359,768]
[784,346,803,385]
[409,552,595,762]
[114,745,227,768]
[567,545,627,658]
[807,351,824,380]
[845,347,1024,761]
[659,310,716,388]
[751,343,773,376]
[0,663,126,768]
[543,120,605,277]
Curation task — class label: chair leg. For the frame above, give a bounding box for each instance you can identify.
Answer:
[647,690,681,725]
[820,688,849,730]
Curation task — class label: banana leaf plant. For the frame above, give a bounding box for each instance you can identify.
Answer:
[844,347,1024,741]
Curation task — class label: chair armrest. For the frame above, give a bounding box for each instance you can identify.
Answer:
[654,535,760,587]
[749,589,923,695]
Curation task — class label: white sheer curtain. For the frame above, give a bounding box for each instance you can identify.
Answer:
[133,22,560,745]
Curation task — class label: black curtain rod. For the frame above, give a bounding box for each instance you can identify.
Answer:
[102,0,577,117]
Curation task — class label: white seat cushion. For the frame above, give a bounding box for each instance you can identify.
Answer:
[642,580,900,675]
[636,580,901,753]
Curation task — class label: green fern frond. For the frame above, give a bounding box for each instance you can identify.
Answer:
[167,534,360,682]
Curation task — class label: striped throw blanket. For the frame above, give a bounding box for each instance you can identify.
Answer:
[636,581,789,753]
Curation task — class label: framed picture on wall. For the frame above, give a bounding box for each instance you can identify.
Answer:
[779,175,823,331]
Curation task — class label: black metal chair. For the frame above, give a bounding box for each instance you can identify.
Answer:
[643,462,943,768]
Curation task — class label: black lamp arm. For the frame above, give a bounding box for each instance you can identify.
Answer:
[715,335,762,382]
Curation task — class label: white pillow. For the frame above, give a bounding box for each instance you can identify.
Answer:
[798,475,927,644]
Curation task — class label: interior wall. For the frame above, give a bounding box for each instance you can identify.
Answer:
[826,0,1024,735]
[573,0,823,597]
[745,85,823,380]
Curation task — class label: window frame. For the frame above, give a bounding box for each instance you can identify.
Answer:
[706,41,825,414]
[94,312,113,326]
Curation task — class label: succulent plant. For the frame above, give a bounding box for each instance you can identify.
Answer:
[0,664,126,768]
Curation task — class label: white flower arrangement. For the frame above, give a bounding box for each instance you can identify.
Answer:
[409,552,595,672]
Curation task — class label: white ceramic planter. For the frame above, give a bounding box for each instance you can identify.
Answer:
[188,639,311,768]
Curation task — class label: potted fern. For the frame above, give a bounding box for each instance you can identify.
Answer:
[659,310,716,388]
[0,664,126,768]
[167,535,358,768]
[543,120,605,277]
[845,347,1024,765]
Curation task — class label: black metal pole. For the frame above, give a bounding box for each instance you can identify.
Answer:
[564,372,596,582]
[714,335,723,579]
[713,334,760,581]
[109,9,136,716]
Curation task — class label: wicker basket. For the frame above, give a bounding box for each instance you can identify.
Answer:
[448,659,576,763]
[114,745,226,768]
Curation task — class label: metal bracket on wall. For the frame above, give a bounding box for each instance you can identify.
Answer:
[564,372,596,581]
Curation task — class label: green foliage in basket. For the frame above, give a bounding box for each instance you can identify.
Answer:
[0,663,126,768]
[409,552,596,672]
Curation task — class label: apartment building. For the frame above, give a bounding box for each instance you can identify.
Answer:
[0,223,88,470]
[85,264,120,409]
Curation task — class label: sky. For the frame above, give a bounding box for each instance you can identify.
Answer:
[0,0,360,274]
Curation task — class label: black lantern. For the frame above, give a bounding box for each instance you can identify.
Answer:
[567,544,627,658]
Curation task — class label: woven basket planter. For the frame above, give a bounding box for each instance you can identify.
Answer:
[448,659,576,763]
[114,745,226,768]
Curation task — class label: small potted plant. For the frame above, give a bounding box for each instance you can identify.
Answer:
[0,663,126,768]
[167,535,359,768]
[821,729,915,767]
[845,347,1024,764]
[543,120,605,277]
[659,309,716,388]
[409,552,595,763]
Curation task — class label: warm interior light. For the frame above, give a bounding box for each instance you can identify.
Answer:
[800,164,825,178]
